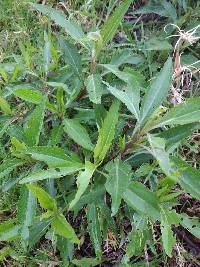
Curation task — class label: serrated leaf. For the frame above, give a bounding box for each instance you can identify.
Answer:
[160,208,180,257]
[157,123,200,150]
[64,118,94,151]
[107,84,140,120]
[31,4,87,48]
[0,158,25,180]
[94,100,120,164]
[72,257,102,267]
[0,220,20,241]
[100,64,133,83]
[125,229,149,259]
[105,158,131,216]
[148,134,172,176]
[87,204,102,256]
[19,165,83,184]
[24,97,46,146]
[18,186,37,249]
[171,156,200,200]
[85,74,103,104]
[24,146,78,167]
[100,0,132,47]
[0,96,11,114]
[69,161,96,210]
[123,182,160,220]
[51,213,79,244]
[44,31,51,77]
[59,38,82,80]
[180,213,200,239]
[153,98,200,128]
[27,184,56,210]
[57,236,74,266]
[140,57,172,126]
[12,87,55,111]
[28,219,51,248]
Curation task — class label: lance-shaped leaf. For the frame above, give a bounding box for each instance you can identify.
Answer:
[85,74,103,104]
[18,186,37,249]
[180,213,200,239]
[148,134,172,176]
[105,158,131,216]
[31,4,87,47]
[171,156,200,200]
[140,57,172,126]
[64,118,94,151]
[19,165,83,184]
[12,87,55,111]
[100,0,132,47]
[160,208,180,257]
[124,229,149,260]
[28,219,51,249]
[0,96,11,114]
[24,146,79,167]
[87,204,102,256]
[100,64,133,83]
[0,220,20,241]
[123,182,160,220]
[24,97,46,146]
[59,38,82,80]
[69,161,96,210]
[0,158,25,180]
[94,100,120,164]
[153,98,200,129]
[157,123,200,150]
[107,84,140,120]
[51,213,79,244]
[27,184,57,210]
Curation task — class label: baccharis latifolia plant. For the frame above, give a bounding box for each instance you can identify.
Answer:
[0,1,200,265]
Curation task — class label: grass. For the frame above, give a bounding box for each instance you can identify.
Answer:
[0,0,200,266]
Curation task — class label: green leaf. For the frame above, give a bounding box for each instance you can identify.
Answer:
[107,84,140,120]
[59,38,82,80]
[85,74,103,104]
[87,204,102,256]
[20,165,83,184]
[125,229,149,259]
[24,146,78,167]
[100,64,133,83]
[12,87,55,111]
[140,57,173,126]
[160,208,180,257]
[72,257,102,267]
[0,158,25,180]
[0,96,11,114]
[153,98,200,128]
[100,0,132,47]
[31,4,87,47]
[44,31,51,77]
[0,220,20,241]
[57,236,74,266]
[64,118,94,151]
[171,156,200,200]
[105,158,131,216]
[148,134,172,176]
[18,186,37,249]
[69,161,96,210]
[28,219,51,248]
[27,184,57,210]
[51,213,79,244]
[157,123,200,150]
[180,213,200,239]
[94,100,120,164]
[123,182,160,220]
[24,97,46,146]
